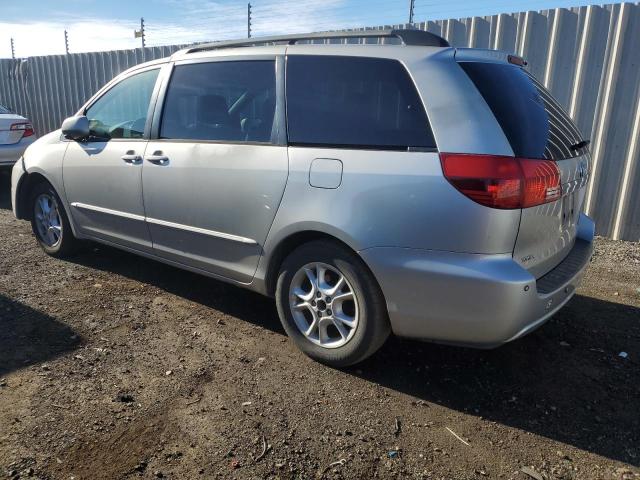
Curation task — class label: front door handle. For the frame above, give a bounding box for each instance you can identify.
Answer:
[121,151,142,164]
[145,151,169,165]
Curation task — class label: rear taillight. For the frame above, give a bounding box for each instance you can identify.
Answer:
[440,153,561,209]
[10,122,35,138]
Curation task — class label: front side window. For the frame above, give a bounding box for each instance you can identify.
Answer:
[286,55,435,149]
[160,60,276,143]
[85,68,159,140]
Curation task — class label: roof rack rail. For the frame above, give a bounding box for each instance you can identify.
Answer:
[180,29,450,55]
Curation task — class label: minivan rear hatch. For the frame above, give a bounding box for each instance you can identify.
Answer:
[457,53,590,278]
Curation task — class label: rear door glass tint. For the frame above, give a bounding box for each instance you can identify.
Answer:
[160,60,276,143]
[286,55,435,149]
[459,62,587,160]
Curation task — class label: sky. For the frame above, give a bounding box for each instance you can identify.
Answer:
[0,0,620,58]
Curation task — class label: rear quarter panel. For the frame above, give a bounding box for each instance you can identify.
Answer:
[258,147,521,274]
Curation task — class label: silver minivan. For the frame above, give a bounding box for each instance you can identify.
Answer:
[11,30,594,366]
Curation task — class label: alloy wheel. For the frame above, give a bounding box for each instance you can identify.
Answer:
[34,193,62,248]
[289,262,359,349]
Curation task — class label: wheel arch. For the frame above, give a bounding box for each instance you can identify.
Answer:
[15,171,79,238]
[15,171,51,220]
[262,229,380,298]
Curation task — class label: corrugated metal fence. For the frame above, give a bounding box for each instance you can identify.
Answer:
[1,2,639,240]
[0,45,184,135]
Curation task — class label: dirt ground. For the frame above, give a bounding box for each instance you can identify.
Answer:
[0,169,639,480]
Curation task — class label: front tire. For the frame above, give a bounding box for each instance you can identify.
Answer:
[29,182,78,258]
[275,240,390,367]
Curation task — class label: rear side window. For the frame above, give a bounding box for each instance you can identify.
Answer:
[160,60,276,143]
[459,62,587,160]
[286,56,435,150]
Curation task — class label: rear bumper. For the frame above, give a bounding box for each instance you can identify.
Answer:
[0,136,35,166]
[360,213,595,348]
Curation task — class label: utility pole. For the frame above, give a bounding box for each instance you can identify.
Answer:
[64,30,70,54]
[10,38,15,59]
[408,0,415,23]
[134,17,146,48]
[247,3,252,38]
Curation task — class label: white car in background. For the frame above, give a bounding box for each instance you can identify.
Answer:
[0,104,36,168]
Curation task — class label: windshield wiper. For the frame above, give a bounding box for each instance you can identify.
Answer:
[570,140,590,151]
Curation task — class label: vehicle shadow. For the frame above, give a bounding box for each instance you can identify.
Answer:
[64,243,639,466]
[0,169,12,210]
[68,243,285,335]
[0,294,82,376]
[360,295,640,466]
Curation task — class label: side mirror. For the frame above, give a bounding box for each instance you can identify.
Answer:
[61,115,89,140]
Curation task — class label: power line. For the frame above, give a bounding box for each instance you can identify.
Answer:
[145,25,246,40]
[165,0,406,36]
[169,3,247,16]
[252,0,396,14]
[12,0,605,57]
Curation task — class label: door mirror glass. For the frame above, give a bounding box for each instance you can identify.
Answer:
[61,115,90,140]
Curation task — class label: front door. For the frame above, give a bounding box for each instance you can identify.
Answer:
[142,58,288,283]
[63,67,160,252]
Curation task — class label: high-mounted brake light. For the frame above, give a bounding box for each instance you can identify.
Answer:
[10,122,35,138]
[440,153,561,209]
[507,54,528,66]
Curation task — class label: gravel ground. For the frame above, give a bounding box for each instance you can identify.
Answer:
[0,169,639,480]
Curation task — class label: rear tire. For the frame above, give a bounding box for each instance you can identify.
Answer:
[275,240,390,367]
[29,182,78,258]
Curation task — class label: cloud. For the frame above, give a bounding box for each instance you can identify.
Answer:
[0,20,141,58]
[145,0,357,45]
[0,0,378,58]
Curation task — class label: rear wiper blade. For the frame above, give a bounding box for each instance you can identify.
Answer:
[570,140,590,151]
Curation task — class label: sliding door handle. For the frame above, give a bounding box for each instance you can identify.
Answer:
[145,151,169,165]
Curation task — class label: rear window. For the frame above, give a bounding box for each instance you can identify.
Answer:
[286,55,435,150]
[459,62,587,160]
[0,105,11,114]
